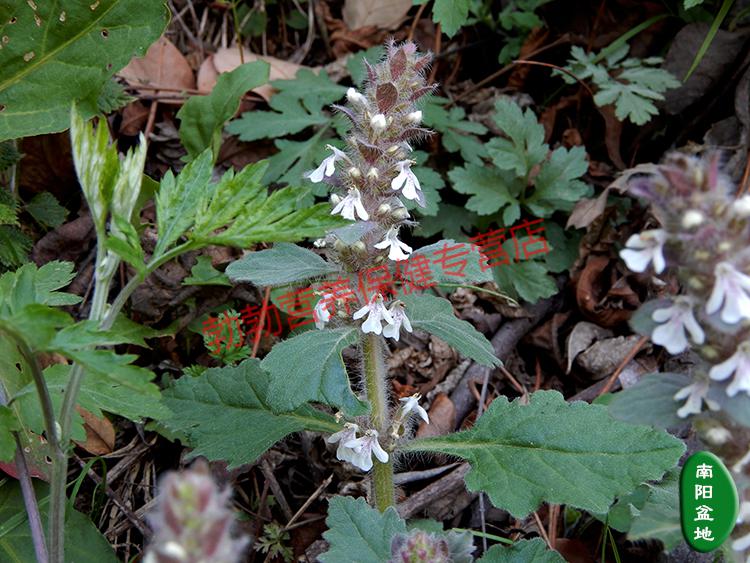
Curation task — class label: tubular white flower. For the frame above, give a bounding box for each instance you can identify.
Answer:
[330,187,369,221]
[406,110,423,124]
[353,294,394,335]
[651,297,705,354]
[346,87,367,108]
[390,160,422,202]
[706,262,750,324]
[343,429,389,471]
[399,393,429,424]
[374,226,412,261]
[306,145,348,183]
[709,341,750,397]
[382,301,413,341]
[371,113,387,133]
[313,294,333,330]
[327,422,360,464]
[674,380,719,418]
[620,229,667,273]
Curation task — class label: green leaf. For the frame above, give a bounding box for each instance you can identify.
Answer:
[183,255,231,287]
[154,150,213,256]
[0,405,19,462]
[0,480,117,562]
[0,0,167,141]
[526,146,591,216]
[410,239,493,285]
[493,259,557,303]
[416,204,478,240]
[271,69,347,110]
[228,93,328,142]
[24,192,67,228]
[96,77,134,113]
[160,359,339,468]
[423,97,488,165]
[432,0,471,37]
[0,202,16,226]
[487,99,547,177]
[106,215,146,274]
[0,225,31,267]
[399,293,500,367]
[179,61,270,161]
[62,349,161,399]
[684,0,704,7]
[319,496,406,563]
[608,373,686,429]
[261,327,367,415]
[628,469,681,550]
[0,140,22,172]
[401,390,685,517]
[226,243,338,287]
[449,164,517,216]
[0,261,81,315]
[346,46,385,87]
[479,539,565,562]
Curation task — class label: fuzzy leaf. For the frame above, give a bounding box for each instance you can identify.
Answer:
[319,496,406,563]
[479,539,565,562]
[401,390,685,517]
[628,469,681,549]
[608,373,686,429]
[400,293,500,367]
[0,0,167,141]
[160,359,339,467]
[179,61,270,160]
[24,192,68,228]
[226,243,338,287]
[262,328,366,415]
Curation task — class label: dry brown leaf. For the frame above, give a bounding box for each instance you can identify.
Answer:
[201,47,313,101]
[416,393,456,438]
[74,407,115,456]
[565,321,613,374]
[342,0,412,30]
[118,36,195,104]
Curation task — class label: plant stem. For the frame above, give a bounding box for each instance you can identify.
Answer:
[362,332,395,511]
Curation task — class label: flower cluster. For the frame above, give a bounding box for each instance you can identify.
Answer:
[144,461,247,563]
[306,40,435,341]
[619,153,750,416]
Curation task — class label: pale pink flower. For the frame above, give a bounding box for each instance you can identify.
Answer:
[374,226,412,261]
[353,294,394,335]
[306,146,348,183]
[651,297,705,354]
[620,229,667,273]
[382,301,413,341]
[331,187,369,221]
[343,429,389,471]
[709,341,750,397]
[706,262,750,324]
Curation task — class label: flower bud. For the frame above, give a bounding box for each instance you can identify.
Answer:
[367,167,379,180]
[330,193,342,205]
[718,241,732,253]
[406,110,422,124]
[313,238,326,248]
[352,241,367,253]
[732,194,750,217]
[346,87,367,108]
[681,210,704,228]
[348,166,361,178]
[378,203,392,215]
[392,207,410,220]
[688,276,704,290]
[387,144,400,154]
[695,250,710,261]
[370,113,387,133]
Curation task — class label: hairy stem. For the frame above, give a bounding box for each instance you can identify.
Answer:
[362,332,394,511]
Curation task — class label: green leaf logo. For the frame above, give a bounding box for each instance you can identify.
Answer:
[680,451,739,552]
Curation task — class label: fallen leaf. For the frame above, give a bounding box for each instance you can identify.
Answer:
[118,36,195,104]
[73,407,115,456]
[342,0,412,30]
[577,334,643,380]
[565,321,613,374]
[416,393,455,438]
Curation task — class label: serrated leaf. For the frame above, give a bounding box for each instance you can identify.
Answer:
[432,0,471,37]
[479,538,565,562]
[628,469,681,550]
[0,261,81,315]
[228,94,327,142]
[24,192,67,228]
[0,405,19,462]
[62,349,160,400]
[261,327,367,415]
[402,390,685,517]
[179,61,270,161]
[96,78,134,113]
[488,99,547,177]
[0,0,167,141]
[0,225,31,267]
[526,146,591,216]
[449,164,517,216]
[153,150,213,257]
[106,215,145,274]
[423,97,488,165]
[608,373,687,429]
[319,496,406,563]
[493,259,557,303]
[270,69,347,110]
[160,359,339,468]
[0,140,22,171]
[410,239,492,285]
[416,204,478,240]
[400,293,499,366]
[183,255,231,287]
[0,202,16,226]
[226,243,338,287]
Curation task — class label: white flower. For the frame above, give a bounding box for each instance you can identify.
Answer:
[374,226,412,261]
[346,87,367,108]
[406,110,422,124]
[732,195,750,218]
[382,301,413,341]
[733,502,750,554]
[343,429,388,471]
[390,160,422,202]
[306,145,347,183]
[681,210,705,229]
[327,423,360,464]
[651,297,705,354]
[331,187,369,221]
[370,113,387,133]
[399,393,429,424]
[674,380,719,418]
[620,229,667,273]
[706,262,750,324]
[353,294,394,335]
[313,294,333,329]
[709,341,750,397]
